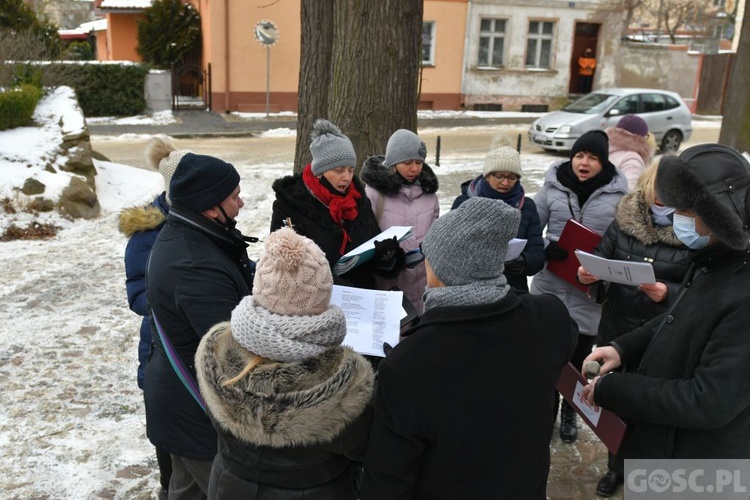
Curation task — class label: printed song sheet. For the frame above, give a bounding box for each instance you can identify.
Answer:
[574,250,656,286]
[330,285,402,357]
[505,238,527,262]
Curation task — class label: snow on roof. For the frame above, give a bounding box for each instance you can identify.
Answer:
[99,0,152,9]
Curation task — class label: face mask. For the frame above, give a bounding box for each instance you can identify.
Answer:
[673,213,711,250]
[650,204,675,226]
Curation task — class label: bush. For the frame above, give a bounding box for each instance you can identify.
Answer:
[67,63,149,116]
[0,85,42,130]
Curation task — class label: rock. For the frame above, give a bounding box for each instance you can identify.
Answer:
[28,197,55,212]
[21,178,45,195]
[59,176,100,219]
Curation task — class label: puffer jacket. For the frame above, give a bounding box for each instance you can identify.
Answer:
[530,162,628,336]
[452,179,545,292]
[270,172,382,289]
[596,243,750,459]
[360,156,439,313]
[118,192,169,389]
[196,322,375,500]
[593,190,691,344]
[606,126,655,191]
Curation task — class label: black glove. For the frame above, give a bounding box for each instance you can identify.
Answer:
[504,255,526,275]
[544,240,569,261]
[383,342,394,356]
[372,236,406,279]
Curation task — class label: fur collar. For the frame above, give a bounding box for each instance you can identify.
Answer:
[615,190,683,247]
[196,322,374,448]
[117,196,167,237]
[360,155,439,196]
[606,126,655,164]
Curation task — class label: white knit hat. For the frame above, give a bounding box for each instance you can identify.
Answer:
[483,146,522,178]
[144,135,191,203]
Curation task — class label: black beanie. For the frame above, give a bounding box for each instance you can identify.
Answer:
[570,130,610,166]
[169,153,241,213]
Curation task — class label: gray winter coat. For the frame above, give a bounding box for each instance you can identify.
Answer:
[530,162,628,336]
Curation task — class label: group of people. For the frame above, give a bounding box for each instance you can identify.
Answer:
[119,114,750,500]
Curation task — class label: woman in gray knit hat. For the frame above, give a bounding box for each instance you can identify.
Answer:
[196,227,375,500]
[451,133,545,292]
[270,119,405,289]
[360,128,439,314]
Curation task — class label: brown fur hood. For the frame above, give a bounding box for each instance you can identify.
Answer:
[606,126,655,164]
[615,190,682,247]
[117,205,166,237]
[360,155,439,196]
[195,322,375,448]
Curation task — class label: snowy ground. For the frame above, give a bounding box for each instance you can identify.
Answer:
[0,91,723,499]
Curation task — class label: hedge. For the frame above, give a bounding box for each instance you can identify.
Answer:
[0,84,42,131]
[58,63,150,117]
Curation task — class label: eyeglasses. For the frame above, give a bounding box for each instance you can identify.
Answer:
[490,173,519,183]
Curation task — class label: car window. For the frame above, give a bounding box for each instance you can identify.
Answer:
[663,95,681,110]
[562,93,619,114]
[611,95,639,115]
[641,93,667,113]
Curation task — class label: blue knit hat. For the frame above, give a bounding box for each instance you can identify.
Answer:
[169,153,240,213]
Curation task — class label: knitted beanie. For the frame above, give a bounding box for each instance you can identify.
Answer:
[617,114,648,137]
[253,227,333,315]
[169,153,240,213]
[570,129,610,166]
[231,227,346,362]
[384,129,427,167]
[483,146,522,178]
[421,197,521,286]
[310,119,358,175]
[144,135,190,203]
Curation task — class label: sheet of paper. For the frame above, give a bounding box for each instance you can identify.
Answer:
[330,285,402,357]
[505,238,527,262]
[574,250,656,285]
[340,226,412,258]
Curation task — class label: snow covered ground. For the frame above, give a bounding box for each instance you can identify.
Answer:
[0,90,723,499]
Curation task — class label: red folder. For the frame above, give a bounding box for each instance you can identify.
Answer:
[546,219,602,292]
[555,362,627,455]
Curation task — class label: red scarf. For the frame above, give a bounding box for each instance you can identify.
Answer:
[302,164,361,254]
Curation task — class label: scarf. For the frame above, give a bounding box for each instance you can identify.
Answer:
[302,164,361,254]
[556,160,615,208]
[467,175,526,209]
[423,278,509,311]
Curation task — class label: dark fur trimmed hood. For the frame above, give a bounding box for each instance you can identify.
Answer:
[196,322,374,448]
[606,126,655,164]
[656,145,750,250]
[615,190,683,247]
[360,155,439,196]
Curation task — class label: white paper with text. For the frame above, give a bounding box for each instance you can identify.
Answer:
[574,250,656,285]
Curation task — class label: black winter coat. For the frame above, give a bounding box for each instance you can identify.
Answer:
[362,290,578,500]
[270,173,381,289]
[144,207,255,461]
[596,243,750,459]
[452,180,545,291]
[593,191,691,344]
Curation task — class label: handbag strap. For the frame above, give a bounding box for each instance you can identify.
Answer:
[152,311,206,412]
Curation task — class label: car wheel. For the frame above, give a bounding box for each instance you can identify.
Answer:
[661,130,682,153]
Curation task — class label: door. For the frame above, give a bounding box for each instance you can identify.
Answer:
[568,23,600,95]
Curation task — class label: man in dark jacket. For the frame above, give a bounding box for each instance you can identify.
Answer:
[583,143,750,461]
[362,197,577,500]
[144,153,256,499]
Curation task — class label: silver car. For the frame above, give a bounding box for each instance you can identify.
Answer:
[528,88,693,153]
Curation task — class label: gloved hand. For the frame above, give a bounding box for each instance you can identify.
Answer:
[372,236,406,278]
[504,255,526,275]
[544,240,569,261]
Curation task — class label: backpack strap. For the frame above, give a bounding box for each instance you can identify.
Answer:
[374,193,385,223]
[152,312,206,412]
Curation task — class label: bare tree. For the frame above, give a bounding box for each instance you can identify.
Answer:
[294,0,423,173]
[719,0,750,152]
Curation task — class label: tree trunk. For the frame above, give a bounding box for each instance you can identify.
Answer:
[296,0,423,173]
[719,0,750,153]
[294,0,334,173]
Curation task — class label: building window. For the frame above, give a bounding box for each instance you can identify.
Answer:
[478,18,506,67]
[422,21,436,65]
[526,20,554,69]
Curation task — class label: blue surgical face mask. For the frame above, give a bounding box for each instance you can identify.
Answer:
[673,213,711,250]
[651,204,675,226]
